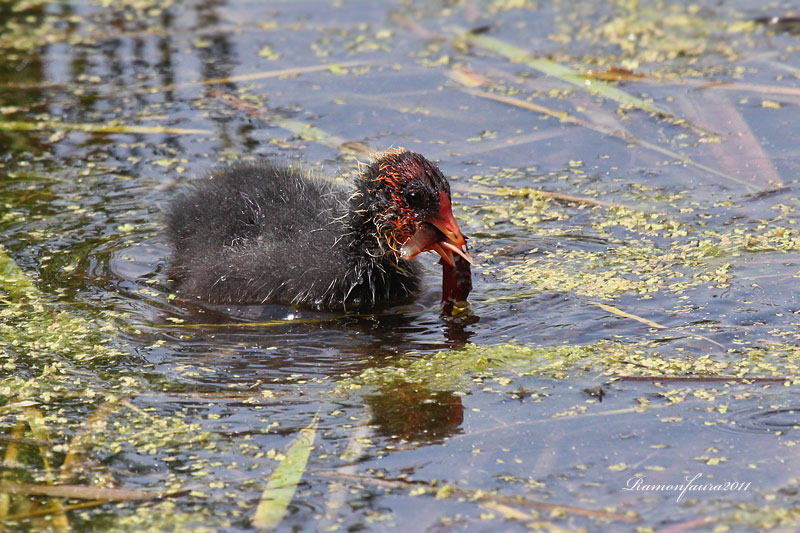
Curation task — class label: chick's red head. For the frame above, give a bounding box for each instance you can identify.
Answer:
[364,148,472,267]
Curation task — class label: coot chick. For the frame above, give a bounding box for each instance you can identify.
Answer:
[167,148,472,311]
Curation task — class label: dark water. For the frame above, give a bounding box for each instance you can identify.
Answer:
[2,0,800,530]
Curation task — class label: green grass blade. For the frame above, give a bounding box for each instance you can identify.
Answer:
[460,31,670,116]
[252,413,319,530]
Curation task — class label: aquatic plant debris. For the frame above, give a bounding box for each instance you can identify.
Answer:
[591,302,723,348]
[458,30,671,116]
[316,469,639,523]
[334,342,800,395]
[459,84,758,190]
[148,61,367,93]
[211,90,371,155]
[253,414,319,530]
[0,483,160,502]
[459,176,800,313]
[0,121,211,135]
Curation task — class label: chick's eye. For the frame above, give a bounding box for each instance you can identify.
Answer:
[404,189,425,209]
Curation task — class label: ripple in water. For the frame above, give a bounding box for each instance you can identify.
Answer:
[724,405,800,434]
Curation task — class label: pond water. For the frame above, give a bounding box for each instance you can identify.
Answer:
[2,0,800,530]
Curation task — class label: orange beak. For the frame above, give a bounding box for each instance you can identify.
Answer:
[401,191,473,267]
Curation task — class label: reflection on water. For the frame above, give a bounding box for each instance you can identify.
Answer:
[367,385,464,444]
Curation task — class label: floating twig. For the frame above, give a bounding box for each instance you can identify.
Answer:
[149,62,367,93]
[0,121,211,136]
[0,499,111,523]
[152,314,347,329]
[210,89,370,155]
[498,186,640,210]
[315,470,638,523]
[615,375,789,384]
[0,434,48,447]
[654,515,716,533]
[389,13,447,42]
[592,302,667,330]
[0,483,161,502]
[591,302,724,348]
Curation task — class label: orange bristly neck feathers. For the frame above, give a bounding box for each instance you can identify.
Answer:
[371,148,423,254]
